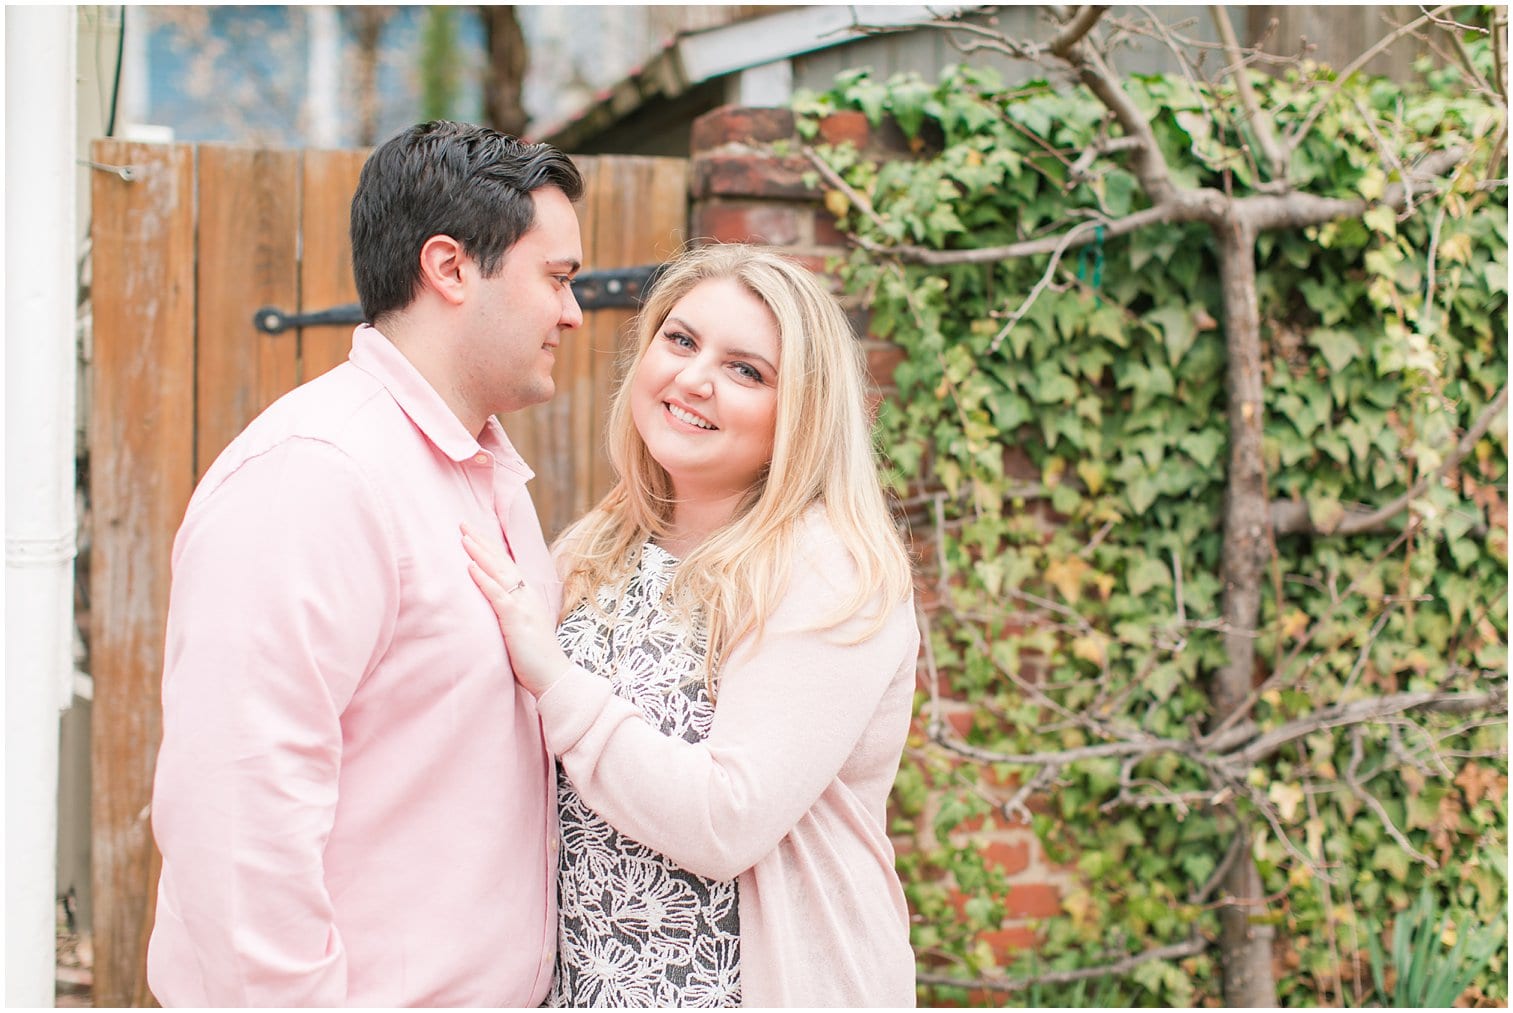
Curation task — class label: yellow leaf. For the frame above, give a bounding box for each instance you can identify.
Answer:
[1072,634,1105,667]
[1363,203,1397,236]
[823,187,850,219]
[1306,817,1325,861]
[1043,556,1088,603]
[1269,780,1305,822]
[1280,609,1310,641]
[1062,888,1096,929]
[1442,921,1459,947]
[1439,231,1473,265]
[1092,573,1116,601]
[1076,459,1104,495]
[1359,166,1387,202]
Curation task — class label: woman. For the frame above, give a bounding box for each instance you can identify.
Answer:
[461,244,919,1007]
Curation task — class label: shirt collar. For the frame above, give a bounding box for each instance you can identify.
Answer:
[348,324,535,480]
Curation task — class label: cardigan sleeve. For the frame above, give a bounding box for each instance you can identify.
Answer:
[535,519,918,881]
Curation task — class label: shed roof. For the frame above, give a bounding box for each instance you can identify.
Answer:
[537,4,976,151]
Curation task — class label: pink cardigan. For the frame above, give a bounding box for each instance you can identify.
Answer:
[535,514,920,1007]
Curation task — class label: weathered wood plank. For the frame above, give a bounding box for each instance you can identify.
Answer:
[298,148,369,383]
[194,145,300,477]
[90,138,198,1008]
[591,156,689,504]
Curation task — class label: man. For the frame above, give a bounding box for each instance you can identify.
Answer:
[147,121,584,1006]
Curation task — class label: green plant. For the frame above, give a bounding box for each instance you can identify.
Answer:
[1367,884,1507,1006]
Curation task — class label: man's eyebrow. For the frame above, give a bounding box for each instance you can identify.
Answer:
[666,316,777,373]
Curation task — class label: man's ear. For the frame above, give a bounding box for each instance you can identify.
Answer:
[418,234,468,306]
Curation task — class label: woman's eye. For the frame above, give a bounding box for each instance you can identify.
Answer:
[666,331,695,350]
[733,363,763,383]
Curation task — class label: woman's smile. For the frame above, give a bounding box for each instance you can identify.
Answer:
[665,400,717,430]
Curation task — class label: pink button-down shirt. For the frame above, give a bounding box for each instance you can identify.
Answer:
[148,326,560,1007]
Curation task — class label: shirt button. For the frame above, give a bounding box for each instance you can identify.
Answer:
[473,452,488,465]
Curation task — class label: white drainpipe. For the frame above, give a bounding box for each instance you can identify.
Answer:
[5,5,79,1006]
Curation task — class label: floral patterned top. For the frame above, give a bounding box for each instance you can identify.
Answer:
[545,542,741,1008]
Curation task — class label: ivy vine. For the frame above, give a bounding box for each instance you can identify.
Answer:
[796,36,1508,1007]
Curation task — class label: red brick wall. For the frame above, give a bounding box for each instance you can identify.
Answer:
[688,105,1071,972]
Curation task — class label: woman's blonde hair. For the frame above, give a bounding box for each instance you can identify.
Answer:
[556,244,913,690]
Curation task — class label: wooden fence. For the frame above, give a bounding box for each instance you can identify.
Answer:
[87,138,688,1005]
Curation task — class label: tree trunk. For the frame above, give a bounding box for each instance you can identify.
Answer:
[481,6,529,137]
[1213,214,1278,1006]
[343,8,391,146]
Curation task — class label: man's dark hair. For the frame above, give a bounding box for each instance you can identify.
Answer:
[350,120,584,323]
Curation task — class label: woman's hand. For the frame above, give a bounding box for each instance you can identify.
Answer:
[460,523,572,697]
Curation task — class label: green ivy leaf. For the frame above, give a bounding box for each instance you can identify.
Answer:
[1147,305,1199,366]
[1126,474,1158,515]
[1127,556,1171,596]
[1313,328,1364,372]
[1181,430,1225,469]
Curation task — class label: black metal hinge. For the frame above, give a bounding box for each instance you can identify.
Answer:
[253,264,665,335]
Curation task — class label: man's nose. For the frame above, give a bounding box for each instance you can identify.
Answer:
[560,287,584,329]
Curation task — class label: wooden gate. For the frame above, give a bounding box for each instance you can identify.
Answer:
[87,139,688,1005]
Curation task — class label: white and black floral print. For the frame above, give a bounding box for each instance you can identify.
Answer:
[547,542,741,1009]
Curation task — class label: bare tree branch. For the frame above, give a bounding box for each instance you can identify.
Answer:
[1494,7,1508,100]
[1350,92,1417,210]
[1340,606,1398,699]
[1050,5,1111,58]
[1444,18,1498,99]
[1055,11,1181,205]
[917,935,1210,994]
[987,220,1101,354]
[1234,686,1509,766]
[924,685,1505,774]
[1345,726,1439,867]
[1210,5,1289,183]
[1216,522,1421,740]
[1285,5,1458,151]
[1236,146,1468,232]
[807,140,1466,272]
[1270,383,1508,535]
[1192,829,1248,905]
[1069,133,1142,182]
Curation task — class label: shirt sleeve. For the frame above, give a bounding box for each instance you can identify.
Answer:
[535,524,918,881]
[150,437,399,1006]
